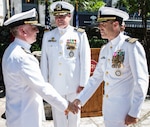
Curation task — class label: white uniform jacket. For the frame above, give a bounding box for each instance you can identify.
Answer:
[77,33,149,122]
[2,38,68,127]
[41,25,91,95]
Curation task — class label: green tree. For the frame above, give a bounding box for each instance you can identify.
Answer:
[38,0,105,12]
[70,0,105,12]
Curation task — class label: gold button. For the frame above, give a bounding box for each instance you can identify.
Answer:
[106,71,109,74]
[106,94,109,98]
[60,41,63,44]
[59,63,62,65]
[106,82,109,86]
[59,52,62,55]
[108,59,110,61]
[110,46,112,48]
[59,73,62,76]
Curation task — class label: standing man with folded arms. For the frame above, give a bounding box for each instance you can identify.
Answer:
[72,7,149,127]
[2,8,78,127]
[40,1,91,127]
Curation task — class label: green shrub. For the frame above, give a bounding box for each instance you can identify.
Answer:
[89,36,107,48]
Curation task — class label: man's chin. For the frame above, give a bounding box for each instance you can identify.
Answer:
[58,25,67,29]
[101,35,106,39]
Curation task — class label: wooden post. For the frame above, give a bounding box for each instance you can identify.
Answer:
[81,48,104,117]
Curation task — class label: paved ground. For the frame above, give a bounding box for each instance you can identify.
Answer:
[0,96,150,127]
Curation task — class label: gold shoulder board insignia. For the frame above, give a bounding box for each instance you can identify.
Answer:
[125,38,138,43]
[74,27,85,33]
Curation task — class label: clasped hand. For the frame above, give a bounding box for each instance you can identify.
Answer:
[125,114,138,125]
[65,99,81,115]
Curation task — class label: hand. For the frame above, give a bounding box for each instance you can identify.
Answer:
[125,114,138,125]
[73,99,81,106]
[65,101,80,115]
[76,86,84,93]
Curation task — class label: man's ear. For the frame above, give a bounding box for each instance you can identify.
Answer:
[18,26,27,36]
[113,21,119,27]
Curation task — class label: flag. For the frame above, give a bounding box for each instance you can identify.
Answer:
[11,2,15,16]
[45,0,51,30]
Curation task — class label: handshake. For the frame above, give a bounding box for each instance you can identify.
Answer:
[65,99,81,115]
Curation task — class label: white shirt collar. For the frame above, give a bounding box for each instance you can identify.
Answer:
[110,33,123,46]
[14,38,31,50]
[58,25,71,34]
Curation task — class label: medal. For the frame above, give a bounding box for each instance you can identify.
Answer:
[66,39,76,57]
[115,70,121,76]
[69,50,74,57]
[112,49,124,76]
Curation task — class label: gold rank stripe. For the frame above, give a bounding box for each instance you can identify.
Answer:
[53,11,70,15]
[97,17,116,22]
[24,21,38,24]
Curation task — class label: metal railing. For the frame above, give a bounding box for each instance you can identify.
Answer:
[125,18,150,28]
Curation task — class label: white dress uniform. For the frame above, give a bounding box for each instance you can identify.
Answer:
[77,33,149,127]
[40,25,91,127]
[2,38,69,127]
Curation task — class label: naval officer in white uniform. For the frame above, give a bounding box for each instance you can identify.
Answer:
[40,1,91,127]
[2,8,78,127]
[72,7,149,127]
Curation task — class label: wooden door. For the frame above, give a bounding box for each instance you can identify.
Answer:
[81,48,104,117]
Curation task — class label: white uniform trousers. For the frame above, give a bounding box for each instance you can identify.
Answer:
[52,93,80,127]
[104,121,128,127]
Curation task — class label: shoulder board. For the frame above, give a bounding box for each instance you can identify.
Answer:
[125,38,138,44]
[21,47,31,54]
[74,27,85,33]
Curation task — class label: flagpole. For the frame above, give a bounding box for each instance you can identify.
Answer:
[75,0,79,28]
[76,0,78,12]
[6,0,10,18]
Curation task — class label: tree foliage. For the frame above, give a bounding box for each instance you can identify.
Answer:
[70,0,105,12]
[38,0,105,12]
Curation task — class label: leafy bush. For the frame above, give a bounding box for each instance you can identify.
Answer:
[89,36,107,48]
